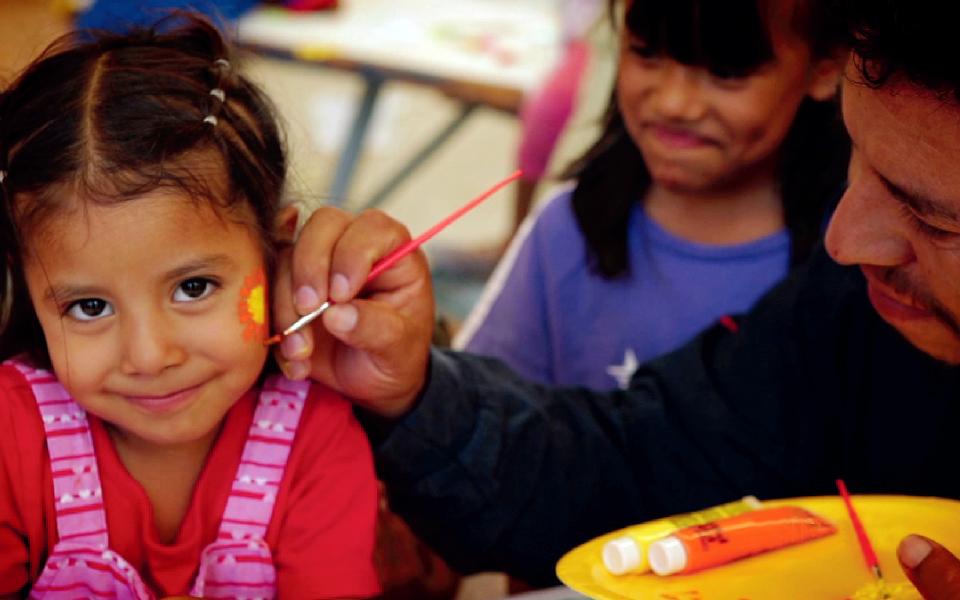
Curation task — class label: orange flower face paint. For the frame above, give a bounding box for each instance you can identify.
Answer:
[238,268,268,342]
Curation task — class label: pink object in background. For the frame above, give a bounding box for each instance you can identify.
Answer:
[517,40,590,181]
[284,0,338,12]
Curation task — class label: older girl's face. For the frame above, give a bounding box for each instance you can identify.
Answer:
[22,190,271,451]
[616,5,841,193]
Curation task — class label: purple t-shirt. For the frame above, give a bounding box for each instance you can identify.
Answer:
[454,189,791,390]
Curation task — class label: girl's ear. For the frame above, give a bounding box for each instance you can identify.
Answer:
[806,51,847,101]
[273,204,301,243]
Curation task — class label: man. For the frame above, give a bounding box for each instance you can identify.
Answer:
[272,0,960,595]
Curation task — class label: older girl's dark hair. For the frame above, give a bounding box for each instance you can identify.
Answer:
[0,14,286,366]
[566,0,850,278]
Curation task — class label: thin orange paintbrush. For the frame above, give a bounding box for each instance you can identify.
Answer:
[837,479,888,596]
[264,169,523,346]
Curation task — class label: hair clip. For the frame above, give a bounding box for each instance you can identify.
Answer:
[203,115,219,126]
[214,58,230,70]
[209,88,226,102]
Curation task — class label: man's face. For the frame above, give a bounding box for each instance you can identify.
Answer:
[825,61,960,364]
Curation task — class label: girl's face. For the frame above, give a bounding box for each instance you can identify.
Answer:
[21,189,271,450]
[617,9,841,193]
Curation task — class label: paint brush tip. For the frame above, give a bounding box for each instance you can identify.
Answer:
[263,334,284,346]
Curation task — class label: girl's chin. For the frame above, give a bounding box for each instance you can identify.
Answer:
[649,172,717,194]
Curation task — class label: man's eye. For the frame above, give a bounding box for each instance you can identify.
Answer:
[66,299,114,322]
[903,206,960,241]
[914,218,958,240]
[173,277,217,302]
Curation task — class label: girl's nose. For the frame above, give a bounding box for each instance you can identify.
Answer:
[119,313,187,376]
[652,63,706,122]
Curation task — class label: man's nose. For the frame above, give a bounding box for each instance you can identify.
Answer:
[652,63,706,122]
[825,177,915,268]
[119,312,186,376]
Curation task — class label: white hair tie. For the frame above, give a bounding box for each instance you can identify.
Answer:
[0,170,6,184]
[203,115,218,126]
[209,88,226,103]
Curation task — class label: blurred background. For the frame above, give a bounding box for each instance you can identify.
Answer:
[0,0,612,327]
[0,0,614,597]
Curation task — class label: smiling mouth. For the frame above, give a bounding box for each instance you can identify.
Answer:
[863,273,932,322]
[120,383,203,413]
[648,124,714,149]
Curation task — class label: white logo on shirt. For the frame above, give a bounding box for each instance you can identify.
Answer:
[606,348,639,390]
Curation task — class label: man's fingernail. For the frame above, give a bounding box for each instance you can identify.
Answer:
[330,273,350,301]
[899,534,933,568]
[295,286,320,313]
[280,332,308,359]
[285,360,310,381]
[327,304,358,333]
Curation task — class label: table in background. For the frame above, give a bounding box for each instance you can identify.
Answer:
[238,0,561,210]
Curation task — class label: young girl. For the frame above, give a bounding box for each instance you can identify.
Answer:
[454,0,851,390]
[0,15,379,598]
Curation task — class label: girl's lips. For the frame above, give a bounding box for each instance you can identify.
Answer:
[649,124,712,149]
[865,277,932,322]
[122,383,202,413]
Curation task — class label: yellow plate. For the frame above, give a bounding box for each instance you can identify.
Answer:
[556,496,960,600]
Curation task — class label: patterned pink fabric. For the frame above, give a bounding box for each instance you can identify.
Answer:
[191,377,309,599]
[10,361,308,599]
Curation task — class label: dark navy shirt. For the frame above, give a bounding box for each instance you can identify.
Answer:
[364,245,960,586]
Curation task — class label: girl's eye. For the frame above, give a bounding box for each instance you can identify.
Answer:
[627,39,657,59]
[707,66,753,86]
[173,277,218,302]
[710,69,745,82]
[66,298,114,322]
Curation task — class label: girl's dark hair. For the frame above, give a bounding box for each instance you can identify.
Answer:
[0,14,286,366]
[567,0,850,278]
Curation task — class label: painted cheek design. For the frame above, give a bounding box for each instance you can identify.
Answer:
[239,268,268,342]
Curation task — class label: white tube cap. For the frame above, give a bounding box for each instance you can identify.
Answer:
[603,536,645,575]
[648,536,688,576]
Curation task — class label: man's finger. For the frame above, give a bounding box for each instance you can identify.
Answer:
[271,245,314,377]
[291,206,354,314]
[899,534,960,600]
[327,209,412,302]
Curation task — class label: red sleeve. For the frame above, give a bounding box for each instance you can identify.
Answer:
[0,364,56,595]
[269,383,381,599]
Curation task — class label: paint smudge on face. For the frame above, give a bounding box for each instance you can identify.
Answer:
[239,268,267,341]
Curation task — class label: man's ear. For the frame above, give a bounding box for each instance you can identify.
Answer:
[806,51,848,101]
[274,204,300,243]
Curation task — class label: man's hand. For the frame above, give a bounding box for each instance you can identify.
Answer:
[272,206,435,418]
[899,534,960,599]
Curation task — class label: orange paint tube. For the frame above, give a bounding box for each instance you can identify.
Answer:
[647,506,836,576]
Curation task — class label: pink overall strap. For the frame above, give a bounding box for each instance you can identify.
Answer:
[8,361,108,548]
[190,376,310,598]
[218,375,309,541]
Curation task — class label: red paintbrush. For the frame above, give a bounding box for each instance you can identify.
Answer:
[264,169,523,346]
[837,479,887,592]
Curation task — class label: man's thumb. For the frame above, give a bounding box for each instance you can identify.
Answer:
[899,534,960,599]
